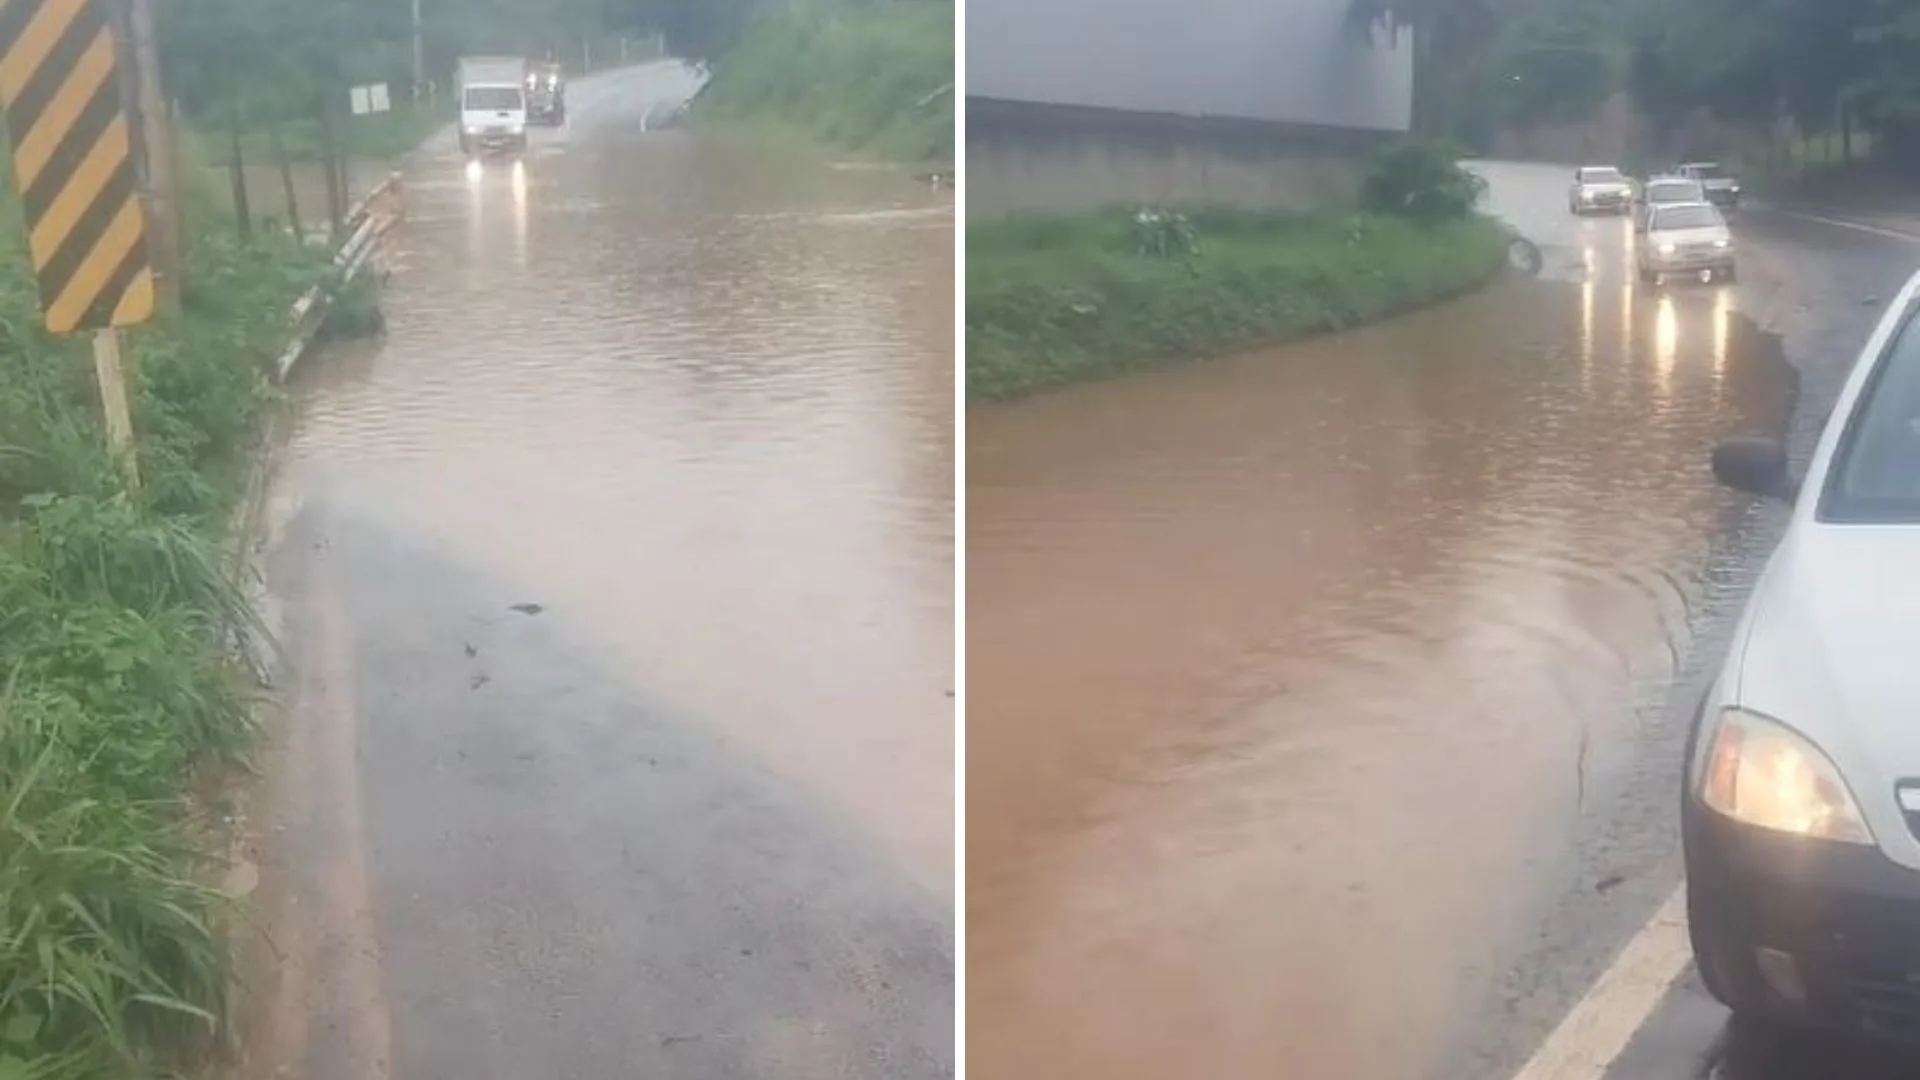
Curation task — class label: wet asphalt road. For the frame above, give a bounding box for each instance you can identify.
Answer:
[234,62,954,1080]
[1468,164,1920,1080]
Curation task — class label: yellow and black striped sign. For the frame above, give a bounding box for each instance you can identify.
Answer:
[0,0,152,334]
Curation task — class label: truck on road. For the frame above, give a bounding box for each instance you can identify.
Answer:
[526,59,566,125]
[457,56,530,157]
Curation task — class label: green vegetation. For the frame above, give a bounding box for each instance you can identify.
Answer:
[206,104,447,169]
[969,143,1506,402]
[969,210,1508,401]
[1349,0,1920,179]
[0,155,339,1075]
[693,1,955,163]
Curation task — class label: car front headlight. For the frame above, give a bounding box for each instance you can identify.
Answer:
[1657,242,1676,255]
[1713,238,1730,249]
[1701,709,1871,843]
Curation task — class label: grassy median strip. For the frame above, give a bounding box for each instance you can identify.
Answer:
[0,175,335,1073]
[695,0,954,163]
[967,208,1510,402]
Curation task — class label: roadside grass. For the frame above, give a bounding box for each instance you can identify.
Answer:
[0,145,335,1073]
[967,208,1510,401]
[198,104,444,170]
[695,0,953,164]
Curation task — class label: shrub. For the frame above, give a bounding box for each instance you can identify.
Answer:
[1359,141,1488,223]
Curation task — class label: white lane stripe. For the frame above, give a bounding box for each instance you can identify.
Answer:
[1776,209,1920,244]
[1509,885,1692,1080]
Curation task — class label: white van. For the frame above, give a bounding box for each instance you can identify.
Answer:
[457,56,529,157]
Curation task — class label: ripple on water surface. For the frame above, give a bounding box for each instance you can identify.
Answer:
[967,254,1795,1078]
[287,132,956,893]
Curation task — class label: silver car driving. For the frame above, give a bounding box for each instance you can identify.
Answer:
[1635,176,1709,231]
[1637,201,1735,285]
[1569,165,1634,215]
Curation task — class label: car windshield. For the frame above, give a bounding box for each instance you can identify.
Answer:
[464,86,522,111]
[1648,182,1701,203]
[1823,303,1920,521]
[1650,205,1721,231]
[1579,168,1623,183]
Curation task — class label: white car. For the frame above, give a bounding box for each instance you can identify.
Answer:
[1635,177,1707,231]
[1637,202,1735,286]
[1688,268,1920,1042]
[1569,165,1633,215]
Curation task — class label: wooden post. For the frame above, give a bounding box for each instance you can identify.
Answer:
[127,0,181,313]
[91,330,139,486]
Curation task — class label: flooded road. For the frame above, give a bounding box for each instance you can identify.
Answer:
[966,164,1802,1079]
[238,62,954,1079]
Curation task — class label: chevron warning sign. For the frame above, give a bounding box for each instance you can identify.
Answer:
[0,0,153,335]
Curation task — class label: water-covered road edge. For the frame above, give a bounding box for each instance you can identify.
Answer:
[221,62,955,1080]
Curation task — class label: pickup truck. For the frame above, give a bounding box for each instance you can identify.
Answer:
[1676,162,1741,209]
[526,61,565,125]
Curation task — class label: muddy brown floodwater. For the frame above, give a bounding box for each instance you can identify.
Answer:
[966,202,1795,1079]
[239,64,954,1078]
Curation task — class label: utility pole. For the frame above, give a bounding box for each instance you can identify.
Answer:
[411,0,424,100]
[127,0,181,313]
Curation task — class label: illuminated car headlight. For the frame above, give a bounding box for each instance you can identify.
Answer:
[1701,709,1871,844]
[1657,242,1676,255]
[1581,189,1594,200]
[1713,238,1730,249]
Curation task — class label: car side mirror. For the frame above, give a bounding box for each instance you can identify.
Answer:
[1712,437,1798,503]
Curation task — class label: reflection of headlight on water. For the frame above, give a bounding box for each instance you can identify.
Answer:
[464,159,484,184]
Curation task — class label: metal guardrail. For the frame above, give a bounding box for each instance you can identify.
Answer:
[274,171,404,380]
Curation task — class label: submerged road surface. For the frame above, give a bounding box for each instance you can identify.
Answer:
[966,161,1915,1080]
[236,62,954,1079]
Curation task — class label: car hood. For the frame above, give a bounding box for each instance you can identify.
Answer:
[1697,177,1737,189]
[1579,181,1631,193]
[1650,225,1729,246]
[1737,526,1920,784]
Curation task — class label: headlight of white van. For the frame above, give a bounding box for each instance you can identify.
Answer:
[1701,709,1871,843]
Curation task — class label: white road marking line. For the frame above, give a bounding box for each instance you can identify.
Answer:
[1509,885,1692,1080]
[1776,209,1920,244]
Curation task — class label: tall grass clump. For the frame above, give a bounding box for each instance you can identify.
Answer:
[0,153,333,1073]
[695,0,953,163]
[967,205,1509,401]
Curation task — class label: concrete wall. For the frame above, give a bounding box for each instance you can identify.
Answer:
[965,0,1414,215]
[968,99,1391,215]
[966,0,1413,131]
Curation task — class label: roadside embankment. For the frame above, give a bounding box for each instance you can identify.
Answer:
[692,0,953,163]
[966,208,1510,401]
[0,172,357,1072]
